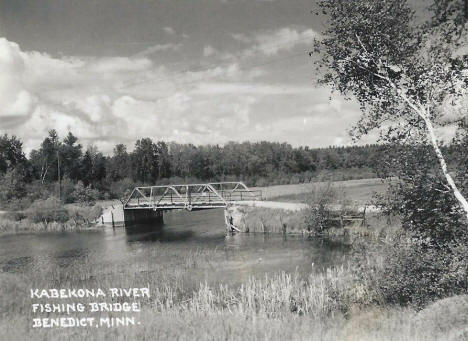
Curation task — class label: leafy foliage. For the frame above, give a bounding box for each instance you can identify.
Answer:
[1,130,392,207]
[375,143,468,246]
[26,197,69,223]
[378,237,468,308]
[314,0,468,218]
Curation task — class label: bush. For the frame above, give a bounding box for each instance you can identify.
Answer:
[109,177,137,202]
[374,144,467,247]
[371,143,468,307]
[60,177,76,203]
[70,181,100,205]
[66,204,102,225]
[303,183,352,234]
[3,211,27,221]
[26,197,69,223]
[376,235,468,308]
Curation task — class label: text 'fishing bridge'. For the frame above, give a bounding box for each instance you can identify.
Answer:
[123,182,262,225]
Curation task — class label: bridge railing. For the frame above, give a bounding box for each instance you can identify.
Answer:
[218,189,263,202]
[124,182,262,210]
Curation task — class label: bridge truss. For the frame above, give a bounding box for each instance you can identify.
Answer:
[124,182,262,211]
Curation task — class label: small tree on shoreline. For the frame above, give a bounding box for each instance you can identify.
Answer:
[313,0,468,221]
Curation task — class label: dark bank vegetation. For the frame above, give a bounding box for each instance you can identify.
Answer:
[0,197,102,234]
[0,130,387,210]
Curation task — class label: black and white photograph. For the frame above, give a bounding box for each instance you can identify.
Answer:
[0,0,467,340]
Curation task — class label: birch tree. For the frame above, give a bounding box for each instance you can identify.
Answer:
[313,0,468,220]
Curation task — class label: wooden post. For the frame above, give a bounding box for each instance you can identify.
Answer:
[57,150,61,201]
[362,205,367,226]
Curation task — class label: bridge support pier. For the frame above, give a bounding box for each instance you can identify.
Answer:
[123,209,164,227]
[224,206,244,232]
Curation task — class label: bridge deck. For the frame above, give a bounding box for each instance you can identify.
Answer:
[124,182,262,211]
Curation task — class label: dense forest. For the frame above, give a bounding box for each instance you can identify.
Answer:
[1,129,388,206]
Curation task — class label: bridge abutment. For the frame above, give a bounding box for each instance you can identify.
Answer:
[123,209,164,226]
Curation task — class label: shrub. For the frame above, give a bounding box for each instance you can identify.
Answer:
[374,144,467,247]
[371,143,468,307]
[59,177,76,203]
[70,181,100,205]
[66,204,102,225]
[26,197,69,223]
[109,177,137,202]
[3,211,27,221]
[303,183,352,234]
[376,235,468,308]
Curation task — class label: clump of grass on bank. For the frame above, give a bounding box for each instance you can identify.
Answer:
[228,206,308,233]
[0,219,98,234]
[0,197,102,234]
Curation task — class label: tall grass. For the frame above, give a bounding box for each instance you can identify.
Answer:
[0,219,99,234]
[1,250,464,340]
[0,200,102,235]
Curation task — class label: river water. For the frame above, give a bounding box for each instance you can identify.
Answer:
[0,209,349,286]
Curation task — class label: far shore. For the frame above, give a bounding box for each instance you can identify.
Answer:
[0,178,389,236]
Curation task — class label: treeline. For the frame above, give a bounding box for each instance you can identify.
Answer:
[0,130,385,206]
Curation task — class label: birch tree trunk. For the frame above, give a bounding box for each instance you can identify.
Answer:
[398,91,468,221]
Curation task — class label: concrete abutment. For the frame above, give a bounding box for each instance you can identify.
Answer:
[123,209,164,226]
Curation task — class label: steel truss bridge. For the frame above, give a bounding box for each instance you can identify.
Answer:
[124,182,262,211]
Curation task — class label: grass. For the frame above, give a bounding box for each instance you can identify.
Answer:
[0,242,465,341]
[0,178,462,340]
[267,178,389,204]
[228,179,399,239]
[227,206,308,233]
[254,178,388,202]
[0,218,101,235]
[228,179,400,242]
[0,202,103,235]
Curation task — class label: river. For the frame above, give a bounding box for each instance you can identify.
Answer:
[0,209,349,287]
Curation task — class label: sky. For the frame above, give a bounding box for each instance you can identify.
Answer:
[0,0,370,154]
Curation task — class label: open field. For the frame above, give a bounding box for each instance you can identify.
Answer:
[255,178,389,204]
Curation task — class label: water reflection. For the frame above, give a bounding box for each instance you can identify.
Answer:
[125,224,195,243]
[1,256,34,272]
[0,208,349,282]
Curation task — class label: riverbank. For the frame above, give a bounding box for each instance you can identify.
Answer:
[0,218,102,235]
[1,238,465,341]
[0,200,103,235]
[223,178,390,237]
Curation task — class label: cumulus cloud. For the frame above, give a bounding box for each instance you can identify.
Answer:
[163,27,176,35]
[193,82,315,95]
[0,36,358,153]
[232,27,317,57]
[133,43,181,58]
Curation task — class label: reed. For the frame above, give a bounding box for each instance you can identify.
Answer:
[0,243,464,341]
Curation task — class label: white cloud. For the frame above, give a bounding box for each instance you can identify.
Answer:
[203,45,216,57]
[0,36,360,153]
[88,57,153,73]
[232,27,317,57]
[193,82,315,95]
[163,27,176,35]
[133,43,181,58]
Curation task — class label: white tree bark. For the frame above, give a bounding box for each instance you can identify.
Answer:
[354,35,468,222]
[398,91,468,221]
